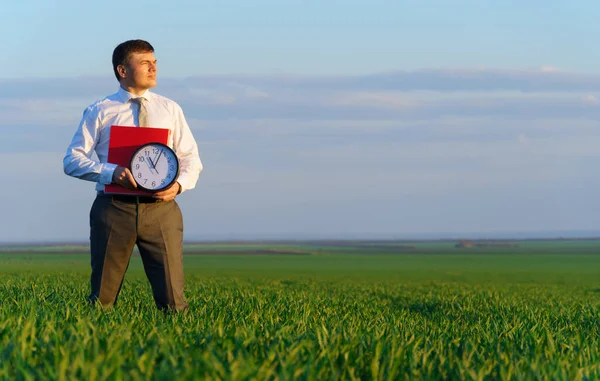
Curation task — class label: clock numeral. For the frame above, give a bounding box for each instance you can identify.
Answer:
[137,173,142,178]
[153,148,159,154]
[135,164,140,169]
[138,157,145,162]
[167,157,171,162]
[161,179,165,184]
[169,165,174,171]
[152,181,156,187]
[143,179,148,185]
[145,150,150,156]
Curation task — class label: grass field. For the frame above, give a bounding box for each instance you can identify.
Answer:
[1,240,600,380]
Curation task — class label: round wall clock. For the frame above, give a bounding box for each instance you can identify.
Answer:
[130,142,180,192]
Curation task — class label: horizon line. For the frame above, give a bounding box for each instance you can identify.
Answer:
[2,232,600,246]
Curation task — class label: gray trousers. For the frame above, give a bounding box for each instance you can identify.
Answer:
[89,194,188,311]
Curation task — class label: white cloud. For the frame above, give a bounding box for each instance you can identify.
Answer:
[517,134,529,144]
[538,66,561,73]
[582,94,599,104]
[223,82,270,99]
[328,92,419,109]
[0,99,83,125]
[3,68,600,240]
[212,94,237,104]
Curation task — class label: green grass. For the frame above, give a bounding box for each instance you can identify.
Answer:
[2,242,600,379]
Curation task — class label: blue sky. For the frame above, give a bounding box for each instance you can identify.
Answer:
[4,1,600,77]
[1,1,600,242]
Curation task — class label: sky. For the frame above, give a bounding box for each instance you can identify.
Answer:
[2,1,600,242]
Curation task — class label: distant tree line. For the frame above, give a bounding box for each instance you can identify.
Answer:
[455,240,520,248]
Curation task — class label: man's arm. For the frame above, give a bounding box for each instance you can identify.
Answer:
[171,104,203,193]
[63,105,118,185]
[152,104,202,202]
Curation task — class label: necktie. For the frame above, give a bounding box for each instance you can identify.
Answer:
[131,97,148,127]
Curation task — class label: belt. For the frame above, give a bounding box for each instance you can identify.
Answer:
[97,192,162,204]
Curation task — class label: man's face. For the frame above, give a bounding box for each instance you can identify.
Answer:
[120,51,157,92]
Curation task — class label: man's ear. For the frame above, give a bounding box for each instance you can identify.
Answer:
[117,65,127,79]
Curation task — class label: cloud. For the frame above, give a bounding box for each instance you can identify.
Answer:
[517,134,529,144]
[173,67,600,92]
[328,92,419,109]
[4,67,600,98]
[2,68,600,124]
[2,68,600,240]
[539,66,561,73]
[582,94,599,104]
[0,99,83,125]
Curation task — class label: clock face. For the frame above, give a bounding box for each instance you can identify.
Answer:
[130,143,180,191]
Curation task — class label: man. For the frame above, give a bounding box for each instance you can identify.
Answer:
[63,39,202,312]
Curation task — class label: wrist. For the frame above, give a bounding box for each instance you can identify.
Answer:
[102,163,119,185]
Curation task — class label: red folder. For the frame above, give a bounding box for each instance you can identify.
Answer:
[104,126,171,195]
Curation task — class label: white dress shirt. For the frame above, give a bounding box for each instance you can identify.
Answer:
[63,87,203,193]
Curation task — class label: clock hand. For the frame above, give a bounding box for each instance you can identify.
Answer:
[152,150,160,169]
[146,157,157,174]
[153,150,163,175]
[155,150,163,167]
[152,146,164,167]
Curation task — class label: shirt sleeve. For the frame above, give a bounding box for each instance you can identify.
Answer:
[172,104,203,193]
[63,105,118,184]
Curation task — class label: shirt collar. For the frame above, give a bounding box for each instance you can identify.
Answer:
[117,86,153,103]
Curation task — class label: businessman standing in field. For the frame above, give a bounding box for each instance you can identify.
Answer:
[63,39,203,312]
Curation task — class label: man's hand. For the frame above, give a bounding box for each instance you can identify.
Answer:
[112,166,137,190]
[153,182,181,202]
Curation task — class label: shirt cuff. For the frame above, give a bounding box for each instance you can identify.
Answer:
[175,174,195,194]
[100,163,119,185]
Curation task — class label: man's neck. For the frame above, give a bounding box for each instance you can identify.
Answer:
[120,84,149,97]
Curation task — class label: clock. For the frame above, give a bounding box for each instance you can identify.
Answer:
[129,142,180,192]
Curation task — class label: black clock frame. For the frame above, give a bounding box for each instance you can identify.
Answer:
[129,142,180,192]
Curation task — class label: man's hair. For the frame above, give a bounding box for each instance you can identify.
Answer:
[112,39,155,81]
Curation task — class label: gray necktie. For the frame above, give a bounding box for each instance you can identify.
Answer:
[131,97,148,127]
